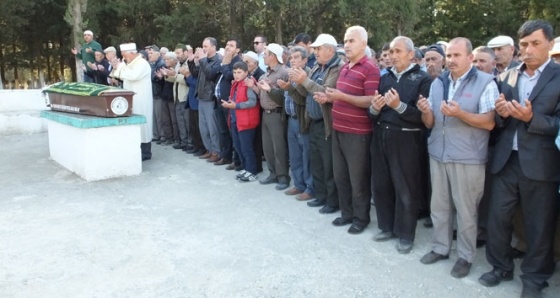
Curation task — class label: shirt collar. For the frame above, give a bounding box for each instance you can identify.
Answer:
[448,66,474,82]
[517,58,551,75]
[389,63,416,77]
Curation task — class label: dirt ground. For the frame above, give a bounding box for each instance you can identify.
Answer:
[0,134,558,298]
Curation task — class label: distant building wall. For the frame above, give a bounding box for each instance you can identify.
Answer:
[0,90,48,135]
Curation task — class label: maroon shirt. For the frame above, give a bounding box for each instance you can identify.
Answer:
[332,55,380,134]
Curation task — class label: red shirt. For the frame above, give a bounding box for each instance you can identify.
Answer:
[332,55,380,134]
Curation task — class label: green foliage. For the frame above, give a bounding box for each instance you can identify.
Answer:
[2,0,560,86]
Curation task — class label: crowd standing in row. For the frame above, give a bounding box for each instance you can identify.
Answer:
[72,20,560,298]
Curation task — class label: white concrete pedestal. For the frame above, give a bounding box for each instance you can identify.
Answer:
[41,111,146,181]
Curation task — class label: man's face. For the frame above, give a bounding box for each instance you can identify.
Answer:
[382,50,392,67]
[233,68,248,82]
[202,40,215,56]
[225,40,239,56]
[343,30,366,62]
[519,29,554,71]
[390,40,413,72]
[94,52,104,62]
[253,37,266,53]
[314,46,334,65]
[425,51,444,77]
[105,52,116,61]
[83,34,93,43]
[263,50,276,66]
[243,58,258,73]
[472,51,495,74]
[290,51,307,69]
[552,54,560,64]
[446,41,473,77]
[148,50,159,63]
[174,48,185,62]
[492,45,514,65]
[164,57,176,68]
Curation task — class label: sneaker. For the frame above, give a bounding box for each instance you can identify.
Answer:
[235,170,248,180]
[239,172,257,182]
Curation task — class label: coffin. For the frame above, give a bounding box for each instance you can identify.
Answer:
[43,82,135,117]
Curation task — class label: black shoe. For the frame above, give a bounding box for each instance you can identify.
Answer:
[424,217,433,228]
[193,150,206,157]
[512,247,526,259]
[521,286,542,298]
[319,205,339,214]
[307,199,326,207]
[156,138,166,144]
[332,217,352,227]
[373,231,396,242]
[478,268,514,287]
[183,145,193,152]
[275,182,289,191]
[259,176,278,185]
[186,148,197,154]
[450,258,472,278]
[234,165,243,171]
[397,239,413,254]
[142,156,151,161]
[348,224,366,234]
[476,239,486,248]
[172,143,185,149]
[420,251,449,264]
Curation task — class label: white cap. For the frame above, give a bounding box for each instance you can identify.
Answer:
[266,43,284,64]
[165,52,177,60]
[243,51,259,63]
[550,40,560,56]
[436,40,449,48]
[487,35,514,48]
[83,30,93,36]
[310,34,338,47]
[104,46,116,53]
[119,43,137,52]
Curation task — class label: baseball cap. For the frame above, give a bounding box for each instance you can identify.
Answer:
[266,43,284,64]
[310,34,338,48]
[426,44,445,58]
[487,35,514,48]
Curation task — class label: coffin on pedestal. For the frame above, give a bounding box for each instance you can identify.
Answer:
[43,82,134,117]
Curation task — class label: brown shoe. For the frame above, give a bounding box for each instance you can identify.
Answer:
[199,152,212,159]
[284,187,302,196]
[296,193,314,201]
[207,153,219,163]
[214,158,231,166]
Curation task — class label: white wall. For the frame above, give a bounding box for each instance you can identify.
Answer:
[0,90,48,135]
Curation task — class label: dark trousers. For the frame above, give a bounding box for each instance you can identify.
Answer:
[262,112,289,182]
[332,130,372,226]
[253,118,264,173]
[140,142,151,159]
[371,127,425,241]
[486,152,559,290]
[188,109,204,152]
[161,100,179,141]
[217,105,233,161]
[309,119,338,207]
[231,124,257,174]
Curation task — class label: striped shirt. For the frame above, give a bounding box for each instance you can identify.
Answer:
[332,55,380,134]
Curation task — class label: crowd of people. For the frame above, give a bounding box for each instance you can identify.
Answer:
[71,20,560,298]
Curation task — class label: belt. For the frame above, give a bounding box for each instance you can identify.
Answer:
[377,121,421,132]
[264,107,283,114]
[310,118,324,123]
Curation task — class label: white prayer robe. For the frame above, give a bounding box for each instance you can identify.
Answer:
[111,55,153,143]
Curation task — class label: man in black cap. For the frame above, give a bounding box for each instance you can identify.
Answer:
[424,44,446,79]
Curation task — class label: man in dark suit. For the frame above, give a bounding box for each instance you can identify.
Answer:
[479,20,560,298]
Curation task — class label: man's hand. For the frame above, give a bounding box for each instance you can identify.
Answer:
[179,65,190,76]
[494,93,511,118]
[245,77,256,88]
[441,100,462,117]
[289,67,307,84]
[97,64,105,71]
[222,49,234,65]
[384,88,401,109]
[277,79,290,90]
[371,90,386,111]
[258,80,271,92]
[221,99,236,109]
[313,92,329,104]
[325,87,345,102]
[507,99,533,122]
[417,95,431,113]
[71,48,78,55]
[85,47,92,53]
[187,51,196,62]
[165,68,177,77]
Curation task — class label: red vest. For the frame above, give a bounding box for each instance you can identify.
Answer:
[230,79,260,131]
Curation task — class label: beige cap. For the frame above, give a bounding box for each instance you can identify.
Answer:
[266,43,284,64]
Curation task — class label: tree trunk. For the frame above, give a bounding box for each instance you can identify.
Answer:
[66,0,88,82]
[12,42,18,83]
[0,44,4,89]
[275,17,283,45]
